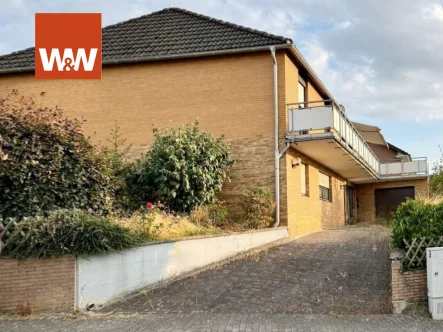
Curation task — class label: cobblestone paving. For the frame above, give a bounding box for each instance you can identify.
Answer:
[102,224,392,315]
[1,313,443,332]
[2,225,439,331]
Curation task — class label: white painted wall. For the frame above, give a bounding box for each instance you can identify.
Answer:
[75,228,288,308]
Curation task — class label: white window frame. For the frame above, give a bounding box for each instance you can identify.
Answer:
[319,172,331,201]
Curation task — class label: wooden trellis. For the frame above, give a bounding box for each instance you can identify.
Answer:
[403,237,443,268]
[0,218,25,255]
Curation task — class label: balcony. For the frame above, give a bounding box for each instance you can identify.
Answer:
[379,158,428,179]
[286,100,428,184]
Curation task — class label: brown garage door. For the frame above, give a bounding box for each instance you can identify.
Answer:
[375,187,415,219]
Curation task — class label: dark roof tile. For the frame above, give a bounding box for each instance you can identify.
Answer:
[0,8,291,72]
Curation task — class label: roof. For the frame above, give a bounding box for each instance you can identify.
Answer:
[0,7,292,73]
[352,121,388,146]
[387,142,410,157]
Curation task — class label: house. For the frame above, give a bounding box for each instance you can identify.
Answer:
[0,8,428,236]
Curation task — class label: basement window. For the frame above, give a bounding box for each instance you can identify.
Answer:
[319,172,331,201]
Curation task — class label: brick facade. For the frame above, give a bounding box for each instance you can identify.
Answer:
[391,260,427,303]
[355,178,429,223]
[0,52,283,219]
[285,148,350,236]
[0,50,429,234]
[0,256,75,314]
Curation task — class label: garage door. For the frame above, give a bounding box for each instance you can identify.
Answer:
[375,187,415,219]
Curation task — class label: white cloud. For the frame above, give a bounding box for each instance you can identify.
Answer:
[1,0,443,125]
[423,3,443,21]
[301,41,330,76]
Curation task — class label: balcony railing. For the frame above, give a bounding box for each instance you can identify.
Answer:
[379,158,428,179]
[287,100,428,180]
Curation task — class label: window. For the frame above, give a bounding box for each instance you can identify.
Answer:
[300,163,309,196]
[319,172,331,201]
[298,77,307,108]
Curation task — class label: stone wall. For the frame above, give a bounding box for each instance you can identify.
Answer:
[391,250,427,314]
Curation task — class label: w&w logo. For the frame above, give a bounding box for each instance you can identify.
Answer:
[35,13,102,79]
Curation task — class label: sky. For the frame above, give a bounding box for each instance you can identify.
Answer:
[1,0,443,168]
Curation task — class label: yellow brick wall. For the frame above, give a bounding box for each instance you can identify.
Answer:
[282,54,346,237]
[356,178,429,223]
[0,256,75,314]
[0,51,290,221]
[391,260,427,302]
[285,148,348,237]
[307,81,324,105]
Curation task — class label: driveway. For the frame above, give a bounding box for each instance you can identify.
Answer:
[4,224,443,331]
[102,224,392,315]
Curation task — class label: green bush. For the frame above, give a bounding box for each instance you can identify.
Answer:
[0,90,112,219]
[391,199,443,248]
[4,209,142,259]
[131,122,235,212]
[241,187,275,229]
[190,200,230,227]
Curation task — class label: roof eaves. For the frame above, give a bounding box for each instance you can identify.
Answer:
[0,43,293,75]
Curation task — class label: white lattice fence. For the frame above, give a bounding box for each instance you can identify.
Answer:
[0,218,25,255]
[403,237,443,268]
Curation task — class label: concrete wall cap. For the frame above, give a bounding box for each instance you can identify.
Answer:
[391,248,405,260]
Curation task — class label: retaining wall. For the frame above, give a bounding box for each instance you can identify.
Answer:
[75,227,288,309]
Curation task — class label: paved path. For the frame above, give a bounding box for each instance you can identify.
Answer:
[3,224,437,331]
[1,313,443,331]
[102,224,392,315]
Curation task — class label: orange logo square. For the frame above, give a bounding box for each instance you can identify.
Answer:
[35,13,102,79]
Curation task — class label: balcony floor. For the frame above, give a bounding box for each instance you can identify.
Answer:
[288,135,378,184]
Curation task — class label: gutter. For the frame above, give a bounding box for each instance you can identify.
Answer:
[0,43,292,75]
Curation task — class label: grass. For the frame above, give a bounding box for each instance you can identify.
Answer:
[113,210,226,242]
[417,193,443,205]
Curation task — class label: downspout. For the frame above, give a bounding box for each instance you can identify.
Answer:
[270,46,289,227]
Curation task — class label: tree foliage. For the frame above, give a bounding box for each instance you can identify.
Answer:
[130,122,235,212]
[430,145,443,195]
[0,90,112,219]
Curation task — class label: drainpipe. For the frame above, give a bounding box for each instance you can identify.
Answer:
[270,46,281,227]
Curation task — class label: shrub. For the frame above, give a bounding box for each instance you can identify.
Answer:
[391,199,443,248]
[130,122,235,212]
[190,200,230,227]
[0,90,112,219]
[4,209,142,259]
[241,187,275,229]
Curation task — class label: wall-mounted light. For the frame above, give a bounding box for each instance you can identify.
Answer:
[292,157,301,168]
